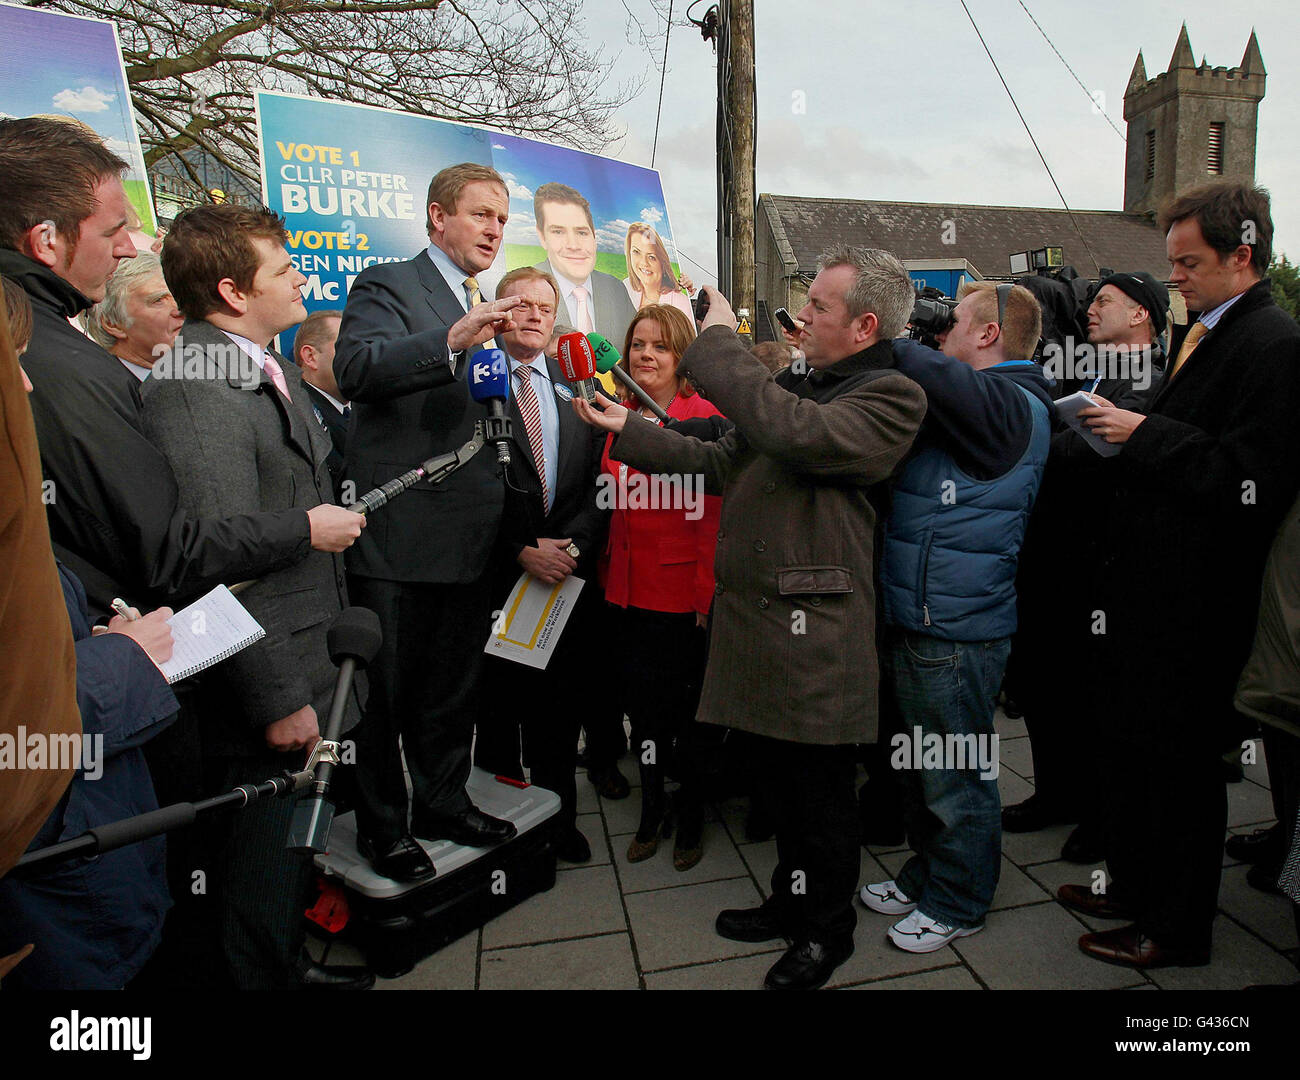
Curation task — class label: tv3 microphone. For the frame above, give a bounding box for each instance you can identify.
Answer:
[468,347,512,468]
[556,332,599,403]
[586,332,669,423]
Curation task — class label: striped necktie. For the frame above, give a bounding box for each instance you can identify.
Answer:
[512,364,550,514]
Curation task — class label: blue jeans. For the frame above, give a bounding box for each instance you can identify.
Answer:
[884,628,1010,928]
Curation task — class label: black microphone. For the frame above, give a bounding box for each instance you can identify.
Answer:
[287,607,383,854]
[468,347,513,469]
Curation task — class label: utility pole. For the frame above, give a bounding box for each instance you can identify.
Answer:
[705,0,755,312]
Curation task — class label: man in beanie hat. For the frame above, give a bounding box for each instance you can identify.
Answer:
[1087,271,1169,379]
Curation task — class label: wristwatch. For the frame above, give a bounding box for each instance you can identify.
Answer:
[565,543,580,559]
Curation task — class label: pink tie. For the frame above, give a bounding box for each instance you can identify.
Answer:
[571,286,593,335]
[263,353,291,401]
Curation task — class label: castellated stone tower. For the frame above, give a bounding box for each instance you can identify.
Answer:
[1123,24,1265,215]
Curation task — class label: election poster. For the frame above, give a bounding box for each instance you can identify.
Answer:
[0,3,157,234]
[254,90,687,354]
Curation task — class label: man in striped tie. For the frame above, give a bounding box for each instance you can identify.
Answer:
[1064,181,1300,969]
[473,266,608,864]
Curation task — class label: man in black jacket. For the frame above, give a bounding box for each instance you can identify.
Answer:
[1061,181,1300,968]
[293,309,349,493]
[0,117,363,620]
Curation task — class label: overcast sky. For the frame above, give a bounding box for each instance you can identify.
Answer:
[583,0,1299,286]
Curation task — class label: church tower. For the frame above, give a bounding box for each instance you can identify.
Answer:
[1122,25,1265,215]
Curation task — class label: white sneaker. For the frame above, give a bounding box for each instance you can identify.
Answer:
[887,910,983,953]
[859,879,917,916]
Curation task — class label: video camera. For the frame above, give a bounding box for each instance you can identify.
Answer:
[908,286,958,349]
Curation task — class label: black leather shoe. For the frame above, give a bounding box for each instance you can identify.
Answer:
[763,938,854,990]
[294,957,376,990]
[715,904,792,943]
[1226,824,1283,864]
[1246,861,1283,895]
[413,807,517,847]
[587,764,630,800]
[357,833,436,883]
[1060,822,1105,864]
[555,827,592,864]
[1001,795,1066,834]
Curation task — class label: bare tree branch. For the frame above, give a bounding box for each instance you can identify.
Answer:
[32,0,641,200]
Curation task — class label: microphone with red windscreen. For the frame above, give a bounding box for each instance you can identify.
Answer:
[556,331,599,403]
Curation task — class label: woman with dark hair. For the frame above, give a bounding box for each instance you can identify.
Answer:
[601,304,721,870]
[623,222,694,318]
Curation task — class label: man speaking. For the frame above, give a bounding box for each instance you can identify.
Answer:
[574,247,926,989]
[334,164,527,880]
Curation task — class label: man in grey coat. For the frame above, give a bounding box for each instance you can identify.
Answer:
[142,204,370,990]
[575,247,926,990]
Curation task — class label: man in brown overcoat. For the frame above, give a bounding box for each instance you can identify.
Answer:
[575,246,926,989]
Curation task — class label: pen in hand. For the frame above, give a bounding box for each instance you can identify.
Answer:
[110,597,139,622]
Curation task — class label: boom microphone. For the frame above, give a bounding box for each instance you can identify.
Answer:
[586,332,669,423]
[287,607,383,854]
[556,332,599,403]
[468,347,513,469]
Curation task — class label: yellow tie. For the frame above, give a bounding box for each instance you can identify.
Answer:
[1170,321,1207,380]
[463,276,483,308]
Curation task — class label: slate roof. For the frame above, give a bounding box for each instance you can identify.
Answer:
[761,195,1172,281]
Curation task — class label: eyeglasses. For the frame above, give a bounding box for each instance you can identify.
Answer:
[995,283,1013,328]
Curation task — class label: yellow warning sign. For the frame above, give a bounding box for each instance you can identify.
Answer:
[737,317,751,335]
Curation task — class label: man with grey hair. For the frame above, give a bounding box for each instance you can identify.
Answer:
[87,251,183,382]
[573,247,926,990]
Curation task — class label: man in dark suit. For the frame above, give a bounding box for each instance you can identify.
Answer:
[142,204,371,990]
[1063,181,1300,968]
[334,163,530,880]
[293,308,349,493]
[533,182,637,358]
[473,266,608,863]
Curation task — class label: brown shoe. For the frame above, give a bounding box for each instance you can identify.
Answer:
[1056,883,1136,920]
[1078,925,1209,969]
[627,831,660,863]
[673,839,703,872]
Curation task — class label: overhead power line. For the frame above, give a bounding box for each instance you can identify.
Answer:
[1018,1,1125,142]
[960,0,1102,276]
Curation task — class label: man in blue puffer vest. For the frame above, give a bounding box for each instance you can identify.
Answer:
[860,280,1054,953]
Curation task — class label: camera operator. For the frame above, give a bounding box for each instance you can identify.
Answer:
[859,281,1053,954]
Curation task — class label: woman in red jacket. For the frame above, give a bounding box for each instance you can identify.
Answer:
[600,304,722,870]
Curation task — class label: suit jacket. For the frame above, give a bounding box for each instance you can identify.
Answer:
[612,327,926,746]
[536,260,638,349]
[494,353,607,592]
[1093,278,1300,720]
[335,250,503,584]
[303,381,348,495]
[2,249,310,619]
[141,320,359,754]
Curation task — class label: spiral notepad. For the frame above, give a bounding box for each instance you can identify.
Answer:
[158,584,266,684]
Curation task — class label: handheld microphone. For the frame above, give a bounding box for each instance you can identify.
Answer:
[468,347,513,468]
[287,607,383,854]
[586,332,669,423]
[557,332,599,403]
